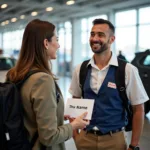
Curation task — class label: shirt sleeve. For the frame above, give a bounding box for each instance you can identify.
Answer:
[69,64,82,97]
[31,74,73,146]
[125,63,149,105]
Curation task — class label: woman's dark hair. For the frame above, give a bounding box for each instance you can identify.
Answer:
[7,19,55,82]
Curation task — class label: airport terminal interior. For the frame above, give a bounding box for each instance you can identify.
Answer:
[0,0,150,149]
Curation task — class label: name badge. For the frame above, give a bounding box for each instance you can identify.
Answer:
[108,82,116,89]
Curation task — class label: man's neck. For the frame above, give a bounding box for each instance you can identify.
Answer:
[93,50,112,70]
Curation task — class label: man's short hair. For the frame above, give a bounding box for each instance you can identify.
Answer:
[93,18,115,34]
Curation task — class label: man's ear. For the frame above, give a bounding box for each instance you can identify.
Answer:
[109,35,115,44]
[43,39,49,50]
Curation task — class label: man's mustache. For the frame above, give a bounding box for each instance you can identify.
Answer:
[91,41,102,45]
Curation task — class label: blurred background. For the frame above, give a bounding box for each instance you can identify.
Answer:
[0,0,150,75]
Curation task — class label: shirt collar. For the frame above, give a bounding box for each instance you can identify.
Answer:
[87,51,119,68]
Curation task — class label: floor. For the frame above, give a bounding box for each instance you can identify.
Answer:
[57,76,150,150]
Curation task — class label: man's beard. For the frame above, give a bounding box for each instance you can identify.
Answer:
[91,40,109,54]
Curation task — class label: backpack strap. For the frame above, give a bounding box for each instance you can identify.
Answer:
[54,81,61,103]
[16,70,43,87]
[79,59,90,98]
[116,58,133,131]
[115,58,128,103]
[20,70,47,149]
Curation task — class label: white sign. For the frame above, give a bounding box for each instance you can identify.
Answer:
[64,98,95,120]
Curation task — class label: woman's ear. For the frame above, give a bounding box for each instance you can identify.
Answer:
[43,39,49,50]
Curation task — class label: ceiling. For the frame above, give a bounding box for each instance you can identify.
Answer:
[0,0,150,31]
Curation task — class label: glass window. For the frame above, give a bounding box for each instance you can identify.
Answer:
[139,7,150,24]
[3,29,23,56]
[0,33,2,48]
[65,21,71,28]
[58,21,72,76]
[65,22,72,62]
[138,25,150,51]
[115,9,137,62]
[58,28,65,64]
[115,10,136,27]
[138,6,150,52]
[81,31,88,58]
[143,55,150,66]
[81,19,88,32]
[116,27,136,62]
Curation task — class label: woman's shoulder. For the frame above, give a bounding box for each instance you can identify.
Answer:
[26,72,54,87]
[30,72,52,79]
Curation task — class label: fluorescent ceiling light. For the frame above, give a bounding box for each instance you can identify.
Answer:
[31,11,38,16]
[1,4,8,9]
[5,20,9,25]
[66,0,75,5]
[46,7,53,12]
[20,15,25,19]
[1,22,5,26]
[11,18,17,22]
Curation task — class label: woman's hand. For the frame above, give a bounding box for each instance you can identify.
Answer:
[70,112,90,130]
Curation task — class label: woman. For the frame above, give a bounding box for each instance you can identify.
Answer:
[7,19,89,150]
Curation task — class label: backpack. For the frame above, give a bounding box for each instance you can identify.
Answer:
[79,58,133,132]
[0,70,46,150]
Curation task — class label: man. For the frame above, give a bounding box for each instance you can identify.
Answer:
[118,50,127,61]
[69,19,149,150]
